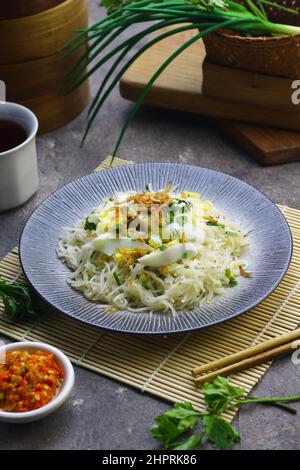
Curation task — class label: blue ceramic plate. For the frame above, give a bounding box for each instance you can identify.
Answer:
[20,163,292,334]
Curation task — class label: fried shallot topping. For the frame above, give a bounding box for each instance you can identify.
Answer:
[129,191,171,207]
[239,265,252,278]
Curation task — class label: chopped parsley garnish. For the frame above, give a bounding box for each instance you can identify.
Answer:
[84,218,97,231]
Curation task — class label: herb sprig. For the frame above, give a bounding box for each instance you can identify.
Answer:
[0,279,36,322]
[150,376,300,450]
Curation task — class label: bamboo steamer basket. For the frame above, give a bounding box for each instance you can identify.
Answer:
[203,0,300,78]
[0,0,88,64]
[0,0,89,134]
[0,49,89,134]
[0,0,65,19]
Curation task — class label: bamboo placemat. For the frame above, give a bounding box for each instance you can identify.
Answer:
[1,156,300,421]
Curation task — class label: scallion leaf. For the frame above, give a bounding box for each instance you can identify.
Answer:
[84,218,97,231]
[113,271,122,286]
[206,221,225,228]
[159,245,167,251]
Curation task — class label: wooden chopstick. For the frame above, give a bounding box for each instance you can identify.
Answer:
[192,328,300,378]
[193,340,297,387]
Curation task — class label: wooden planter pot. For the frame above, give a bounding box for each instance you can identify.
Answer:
[203,0,300,79]
[0,0,89,134]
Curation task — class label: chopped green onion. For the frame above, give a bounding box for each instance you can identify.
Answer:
[141,281,150,290]
[113,271,121,286]
[178,215,188,225]
[169,211,175,223]
[177,199,192,208]
[84,218,97,231]
[206,221,225,228]
[186,304,196,310]
[225,231,239,237]
[159,244,167,251]
[225,268,238,287]
[229,278,238,287]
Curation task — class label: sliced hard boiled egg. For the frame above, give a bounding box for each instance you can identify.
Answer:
[89,236,150,256]
[138,243,197,267]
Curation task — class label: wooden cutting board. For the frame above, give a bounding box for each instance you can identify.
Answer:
[119,30,300,165]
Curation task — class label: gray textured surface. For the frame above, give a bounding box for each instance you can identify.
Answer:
[0,0,300,450]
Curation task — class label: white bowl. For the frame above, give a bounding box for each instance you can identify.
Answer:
[0,341,75,423]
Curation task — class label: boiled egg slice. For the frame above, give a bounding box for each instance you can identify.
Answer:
[138,243,197,267]
[88,236,150,256]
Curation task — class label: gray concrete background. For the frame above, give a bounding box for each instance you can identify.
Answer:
[0,0,299,450]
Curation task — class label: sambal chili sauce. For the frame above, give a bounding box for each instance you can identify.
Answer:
[0,350,64,412]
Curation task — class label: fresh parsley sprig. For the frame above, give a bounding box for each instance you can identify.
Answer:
[150,402,203,449]
[0,278,36,322]
[150,376,300,450]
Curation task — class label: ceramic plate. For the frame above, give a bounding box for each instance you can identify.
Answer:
[20,163,292,334]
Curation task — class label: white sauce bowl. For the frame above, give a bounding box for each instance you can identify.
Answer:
[0,341,75,423]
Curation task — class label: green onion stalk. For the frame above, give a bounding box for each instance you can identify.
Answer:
[62,0,300,160]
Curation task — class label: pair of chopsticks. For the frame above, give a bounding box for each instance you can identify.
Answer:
[192,328,300,386]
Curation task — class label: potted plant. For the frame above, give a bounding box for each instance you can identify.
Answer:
[203,0,300,78]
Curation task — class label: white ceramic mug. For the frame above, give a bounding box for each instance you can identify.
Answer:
[0,101,39,211]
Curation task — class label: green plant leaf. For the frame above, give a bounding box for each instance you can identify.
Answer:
[171,433,204,450]
[202,376,244,415]
[112,16,250,159]
[82,21,210,146]
[150,402,202,447]
[0,279,36,322]
[87,17,190,117]
[203,415,241,450]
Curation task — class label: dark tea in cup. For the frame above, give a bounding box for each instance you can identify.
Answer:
[0,101,38,211]
[0,119,27,153]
